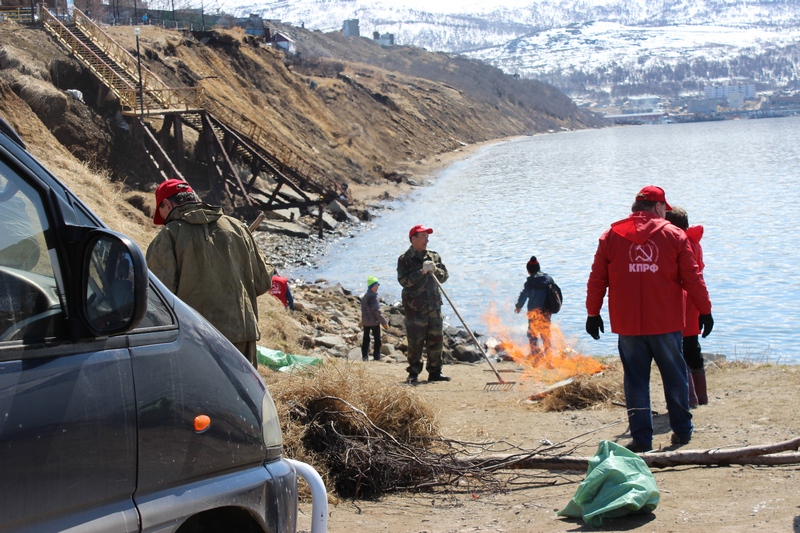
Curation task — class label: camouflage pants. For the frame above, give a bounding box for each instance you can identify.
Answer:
[405,309,444,376]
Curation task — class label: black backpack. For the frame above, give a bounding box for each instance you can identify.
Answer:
[543,280,563,314]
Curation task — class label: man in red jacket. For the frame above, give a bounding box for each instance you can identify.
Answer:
[585,186,714,452]
[270,272,295,311]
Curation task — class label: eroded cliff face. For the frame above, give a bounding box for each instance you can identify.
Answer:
[0,20,600,234]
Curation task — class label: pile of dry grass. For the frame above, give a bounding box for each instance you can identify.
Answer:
[536,360,626,412]
[261,361,446,498]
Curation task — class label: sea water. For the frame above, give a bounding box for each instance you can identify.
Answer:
[292,116,800,364]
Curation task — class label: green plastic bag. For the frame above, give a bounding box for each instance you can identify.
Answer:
[257,346,323,373]
[557,440,660,527]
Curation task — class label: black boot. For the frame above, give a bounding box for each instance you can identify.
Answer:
[427,371,451,382]
[691,368,708,405]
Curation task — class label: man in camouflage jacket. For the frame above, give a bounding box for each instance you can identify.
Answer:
[397,224,450,384]
[146,180,274,368]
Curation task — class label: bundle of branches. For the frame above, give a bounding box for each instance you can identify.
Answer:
[263,361,447,497]
[262,361,566,498]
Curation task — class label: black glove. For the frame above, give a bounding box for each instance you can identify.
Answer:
[698,313,714,338]
[585,315,604,340]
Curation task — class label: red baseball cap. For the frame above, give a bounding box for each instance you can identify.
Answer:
[154,179,194,224]
[408,224,433,238]
[635,185,672,211]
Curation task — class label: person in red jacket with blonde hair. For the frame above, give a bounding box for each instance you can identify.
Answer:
[666,206,708,407]
[585,186,714,453]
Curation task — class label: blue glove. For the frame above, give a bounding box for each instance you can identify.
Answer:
[698,313,714,338]
[585,315,604,340]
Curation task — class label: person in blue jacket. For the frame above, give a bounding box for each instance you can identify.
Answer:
[514,256,554,360]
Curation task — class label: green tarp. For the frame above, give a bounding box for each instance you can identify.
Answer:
[257,346,323,373]
[558,440,660,527]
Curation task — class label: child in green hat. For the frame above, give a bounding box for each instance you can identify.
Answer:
[360,276,389,361]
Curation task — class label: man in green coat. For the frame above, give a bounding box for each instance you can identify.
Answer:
[397,224,450,384]
[146,179,274,367]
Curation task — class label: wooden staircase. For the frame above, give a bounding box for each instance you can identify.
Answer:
[40,7,350,231]
[41,7,204,116]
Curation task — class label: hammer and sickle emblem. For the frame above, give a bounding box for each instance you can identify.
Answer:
[630,242,659,263]
[633,244,654,262]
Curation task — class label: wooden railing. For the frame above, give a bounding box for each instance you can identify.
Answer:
[41,7,139,111]
[0,7,34,23]
[41,7,204,114]
[119,87,207,115]
[72,8,205,112]
[203,97,344,197]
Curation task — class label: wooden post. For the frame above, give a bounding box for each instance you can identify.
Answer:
[174,115,184,174]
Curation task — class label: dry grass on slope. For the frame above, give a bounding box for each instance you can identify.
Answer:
[0,81,157,247]
[256,293,308,355]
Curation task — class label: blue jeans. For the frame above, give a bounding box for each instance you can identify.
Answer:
[618,332,692,445]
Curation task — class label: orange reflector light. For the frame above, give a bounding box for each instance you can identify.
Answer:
[194,414,211,432]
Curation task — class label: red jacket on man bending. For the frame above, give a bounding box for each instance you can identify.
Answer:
[586,211,711,336]
[682,225,705,337]
[270,275,289,306]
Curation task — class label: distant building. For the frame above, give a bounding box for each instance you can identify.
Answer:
[763,94,800,111]
[629,96,660,107]
[374,32,394,46]
[604,110,666,125]
[342,19,359,37]
[688,99,718,114]
[727,91,744,109]
[272,32,296,54]
[704,84,756,99]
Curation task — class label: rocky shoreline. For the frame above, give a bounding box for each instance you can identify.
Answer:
[283,277,488,369]
[253,200,383,273]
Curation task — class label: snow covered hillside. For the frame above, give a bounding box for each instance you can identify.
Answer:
[215,0,800,97]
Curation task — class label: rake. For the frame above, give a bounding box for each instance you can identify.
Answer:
[432,276,516,391]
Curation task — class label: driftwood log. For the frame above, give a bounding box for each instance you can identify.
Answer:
[463,436,800,472]
[278,389,798,494]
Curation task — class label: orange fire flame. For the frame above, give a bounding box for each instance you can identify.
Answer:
[481,301,605,386]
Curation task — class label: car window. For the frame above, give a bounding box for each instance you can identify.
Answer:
[71,193,102,227]
[0,163,65,343]
[133,281,176,330]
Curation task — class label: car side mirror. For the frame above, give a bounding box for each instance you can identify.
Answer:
[80,230,148,336]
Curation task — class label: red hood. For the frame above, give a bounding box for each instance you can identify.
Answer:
[610,211,670,245]
[685,224,704,243]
